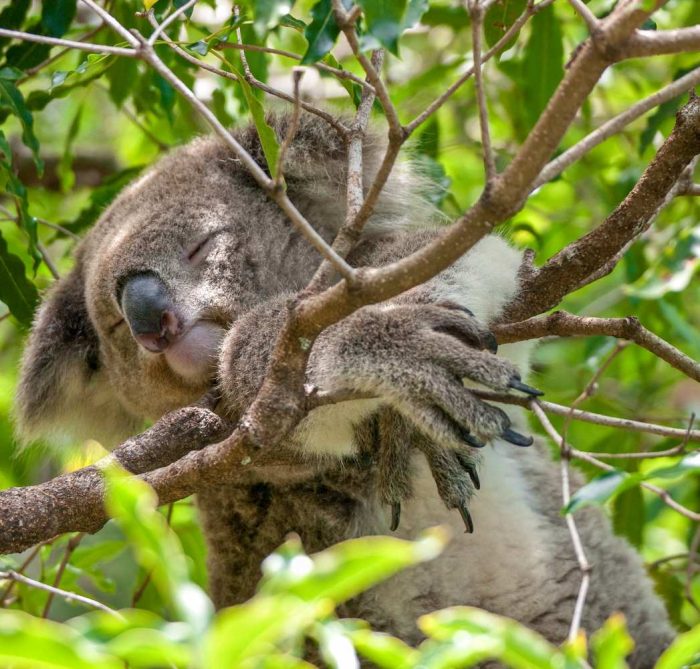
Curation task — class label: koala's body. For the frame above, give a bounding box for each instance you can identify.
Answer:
[16,115,672,666]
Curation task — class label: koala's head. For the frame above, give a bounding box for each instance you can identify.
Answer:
[15,116,346,447]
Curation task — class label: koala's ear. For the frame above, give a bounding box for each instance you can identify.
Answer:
[15,263,138,448]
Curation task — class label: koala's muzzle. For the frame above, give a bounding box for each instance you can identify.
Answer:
[119,273,181,353]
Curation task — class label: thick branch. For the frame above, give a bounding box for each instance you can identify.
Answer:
[0,406,231,554]
[504,95,700,322]
[494,311,700,382]
[621,26,700,59]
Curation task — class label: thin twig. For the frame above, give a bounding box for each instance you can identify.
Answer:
[216,43,374,92]
[404,0,556,135]
[37,242,60,280]
[0,27,136,57]
[41,533,84,618]
[568,0,599,32]
[1,570,123,618]
[534,66,700,188]
[148,0,197,45]
[685,525,700,612]
[530,401,591,644]
[274,68,304,189]
[0,542,47,606]
[468,0,496,184]
[494,312,700,382]
[79,0,140,47]
[131,504,174,606]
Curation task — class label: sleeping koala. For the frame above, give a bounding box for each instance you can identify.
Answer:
[15,114,673,665]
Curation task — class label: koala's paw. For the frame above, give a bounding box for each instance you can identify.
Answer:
[326,301,542,451]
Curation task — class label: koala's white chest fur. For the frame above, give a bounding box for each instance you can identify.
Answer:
[374,446,550,637]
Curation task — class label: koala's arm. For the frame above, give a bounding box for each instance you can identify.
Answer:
[218,229,538,450]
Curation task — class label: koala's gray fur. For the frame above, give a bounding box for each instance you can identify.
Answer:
[16,114,673,666]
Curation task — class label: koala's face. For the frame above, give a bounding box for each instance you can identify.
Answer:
[76,140,269,422]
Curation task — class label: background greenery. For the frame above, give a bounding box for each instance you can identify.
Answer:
[0,0,698,666]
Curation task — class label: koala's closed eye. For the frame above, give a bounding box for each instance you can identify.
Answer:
[186,234,216,265]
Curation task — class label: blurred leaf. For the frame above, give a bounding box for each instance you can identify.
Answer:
[357,0,408,54]
[0,229,38,327]
[203,596,329,667]
[520,4,564,129]
[404,0,429,30]
[57,104,83,192]
[484,0,527,50]
[104,465,213,631]
[314,620,360,669]
[0,0,30,55]
[61,165,144,235]
[26,55,111,112]
[645,453,700,481]
[419,606,572,668]
[0,610,121,669]
[322,52,362,106]
[564,471,642,514]
[106,57,139,108]
[612,485,644,548]
[348,628,419,669]
[301,0,342,65]
[654,624,700,669]
[422,5,469,28]
[254,0,294,35]
[0,72,43,174]
[590,614,634,669]
[4,0,76,70]
[279,14,306,31]
[259,529,447,604]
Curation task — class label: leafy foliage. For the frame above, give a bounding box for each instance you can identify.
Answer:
[0,0,698,666]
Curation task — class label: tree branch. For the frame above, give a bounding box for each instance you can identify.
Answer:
[494,311,700,382]
[621,26,700,59]
[504,95,700,322]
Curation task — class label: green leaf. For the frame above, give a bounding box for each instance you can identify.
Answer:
[418,606,571,668]
[484,0,527,49]
[105,56,139,108]
[0,0,31,55]
[203,595,330,666]
[654,623,700,669]
[301,0,341,65]
[520,4,564,129]
[4,0,77,70]
[103,464,213,631]
[322,52,362,106]
[259,528,447,604]
[644,452,700,481]
[59,165,144,235]
[590,614,634,669]
[57,104,83,192]
[254,0,294,35]
[0,129,39,262]
[357,0,409,54]
[564,471,642,514]
[348,629,419,669]
[403,0,429,30]
[279,14,306,31]
[0,73,43,174]
[0,229,38,327]
[0,610,121,669]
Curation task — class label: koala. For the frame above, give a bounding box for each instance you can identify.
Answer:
[15,114,673,666]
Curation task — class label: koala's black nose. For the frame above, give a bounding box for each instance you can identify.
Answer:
[119,273,181,353]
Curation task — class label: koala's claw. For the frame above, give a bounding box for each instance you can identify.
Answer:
[458,426,486,449]
[502,428,534,447]
[456,454,480,490]
[458,504,474,534]
[484,332,498,354]
[390,502,401,531]
[508,377,544,397]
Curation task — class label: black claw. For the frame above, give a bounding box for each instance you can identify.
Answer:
[502,428,534,447]
[484,332,498,354]
[458,427,485,449]
[458,504,474,534]
[464,463,480,490]
[508,377,544,396]
[390,503,401,531]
